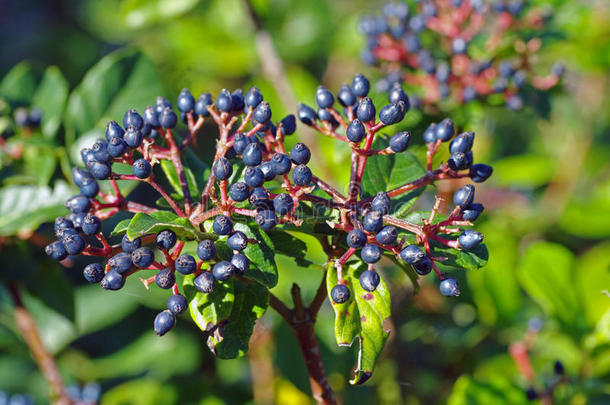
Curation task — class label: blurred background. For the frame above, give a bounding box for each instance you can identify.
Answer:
[0,0,609,404]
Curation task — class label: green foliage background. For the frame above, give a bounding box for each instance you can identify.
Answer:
[0,0,609,403]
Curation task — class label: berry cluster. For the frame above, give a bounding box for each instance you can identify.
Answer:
[297,73,491,302]
[360,1,563,109]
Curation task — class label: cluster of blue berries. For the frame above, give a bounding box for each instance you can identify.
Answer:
[0,391,35,405]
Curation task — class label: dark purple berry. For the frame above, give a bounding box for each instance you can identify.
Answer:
[212,261,235,281]
[197,240,216,261]
[360,270,380,292]
[227,231,248,251]
[273,193,293,216]
[231,253,249,275]
[453,184,475,208]
[101,270,125,290]
[132,158,152,179]
[194,272,215,293]
[361,244,382,263]
[83,263,104,283]
[46,241,68,261]
[458,229,483,251]
[331,284,351,304]
[213,215,233,235]
[156,230,177,250]
[167,294,188,315]
[156,268,176,289]
[154,310,175,336]
[440,278,460,296]
[290,143,311,165]
[255,210,276,231]
[213,157,233,180]
[131,247,154,268]
[292,164,312,186]
[375,225,397,245]
[81,214,101,235]
[229,182,250,202]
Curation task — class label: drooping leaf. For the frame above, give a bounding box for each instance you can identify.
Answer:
[126,211,211,241]
[433,242,489,271]
[183,275,234,333]
[32,66,69,139]
[110,218,132,236]
[326,262,360,347]
[233,222,278,288]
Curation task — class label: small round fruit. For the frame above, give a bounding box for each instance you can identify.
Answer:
[197,240,216,261]
[361,244,382,263]
[155,268,176,289]
[346,229,367,249]
[154,310,175,336]
[101,270,125,290]
[83,263,104,283]
[439,278,460,297]
[331,284,351,304]
[212,261,235,282]
[359,270,380,292]
[175,254,196,275]
[167,294,188,315]
[194,272,215,293]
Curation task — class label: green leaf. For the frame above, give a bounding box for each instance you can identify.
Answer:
[110,218,132,236]
[433,242,489,271]
[126,211,210,241]
[22,142,57,186]
[492,154,554,188]
[32,66,69,139]
[234,222,278,288]
[65,48,164,145]
[100,378,177,405]
[266,230,312,267]
[449,374,528,405]
[0,181,74,236]
[183,275,234,333]
[207,279,269,359]
[576,241,610,328]
[119,0,200,30]
[159,159,200,197]
[327,261,392,385]
[74,284,139,335]
[0,62,38,104]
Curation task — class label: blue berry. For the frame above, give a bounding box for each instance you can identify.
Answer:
[462,203,484,222]
[54,217,74,234]
[231,89,245,112]
[379,102,405,125]
[213,261,235,281]
[144,105,160,127]
[168,294,188,315]
[232,133,250,154]
[389,131,411,152]
[242,143,263,166]
[290,143,311,165]
[229,182,250,202]
[506,94,524,110]
[72,167,92,187]
[271,153,292,176]
[292,164,312,186]
[554,360,564,375]
[91,139,110,163]
[470,163,493,182]
[101,270,125,290]
[448,152,472,171]
[79,178,99,198]
[194,272,215,293]
[331,284,351,304]
[244,166,264,188]
[231,253,249,275]
[449,131,474,154]
[346,119,366,143]
[253,101,272,124]
[273,193,293,215]
[197,240,216,261]
[65,195,91,213]
[451,37,467,54]
[462,86,477,102]
[359,270,380,292]
[62,233,86,255]
[155,97,172,115]
[107,136,127,157]
[175,254,196,275]
[280,114,296,135]
[108,252,132,274]
[132,158,152,179]
[81,147,96,166]
[195,93,213,117]
[363,210,384,233]
[159,107,177,129]
[260,161,275,181]
[121,234,141,253]
[435,118,455,142]
[216,89,233,112]
[105,120,125,140]
[156,230,177,250]
[124,126,143,148]
[453,184,475,208]
[337,84,356,107]
[375,225,397,245]
[227,231,248,251]
[361,244,382,263]
[423,123,437,143]
[131,247,155,268]
[156,268,176,289]
[249,187,271,208]
[371,192,391,215]
[81,214,101,235]
[177,88,195,112]
[123,109,143,130]
[317,107,333,123]
[154,310,175,336]
[400,245,425,264]
[213,157,233,180]
[347,229,367,248]
[414,257,433,275]
[83,263,104,283]
[388,82,409,106]
[525,388,538,401]
[459,229,483,251]
[255,210,277,231]
[245,86,263,109]
[297,103,317,126]
[356,97,376,122]
[213,215,233,235]
[45,241,68,261]
[352,74,370,97]
[71,212,87,230]
[316,86,334,108]
[439,278,460,297]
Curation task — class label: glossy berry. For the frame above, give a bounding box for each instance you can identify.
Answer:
[379,102,405,125]
[195,93,213,116]
[83,263,104,283]
[249,187,271,208]
[439,278,460,297]
[363,210,384,233]
[331,284,351,304]
[229,182,250,202]
[292,164,312,186]
[450,132,474,154]
[241,168,263,189]
[255,209,277,231]
[101,270,125,290]
[194,272,215,293]
[400,245,425,264]
[361,244,382,263]
[245,86,263,109]
[389,131,411,152]
[154,310,175,336]
[388,83,409,106]
[346,229,367,249]
[459,229,483,251]
[177,88,195,112]
[290,143,311,165]
[156,230,177,250]
[213,261,235,282]
[297,103,317,126]
[352,74,370,97]
[175,254,196,275]
[123,109,143,130]
[213,157,233,180]
[144,105,160,127]
[337,84,356,107]
[79,177,99,198]
[273,193,293,216]
[462,203,484,222]
[448,152,471,171]
[360,270,381,292]
[91,140,110,163]
[216,89,233,112]
[242,143,263,166]
[227,231,248,251]
[124,126,143,148]
[525,388,538,401]
[108,252,132,274]
[197,240,216,261]
[356,97,376,122]
[131,247,155,268]
[120,235,140,253]
[54,216,74,233]
[167,294,188,315]
[81,214,101,235]
[470,163,493,183]
[453,184,475,208]
[346,119,366,143]
[435,118,455,142]
[414,257,433,275]
[375,225,398,245]
[231,253,249,276]
[371,192,391,215]
[71,212,87,230]
[260,161,275,181]
[316,86,334,108]
[62,233,86,255]
[65,195,91,213]
[213,215,233,235]
[253,101,272,124]
[231,89,245,112]
[271,153,292,176]
[423,123,437,143]
[45,241,68,261]
[280,114,297,135]
[132,158,152,178]
[105,120,125,140]
[156,268,176,289]
[159,107,177,129]
[107,136,127,157]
